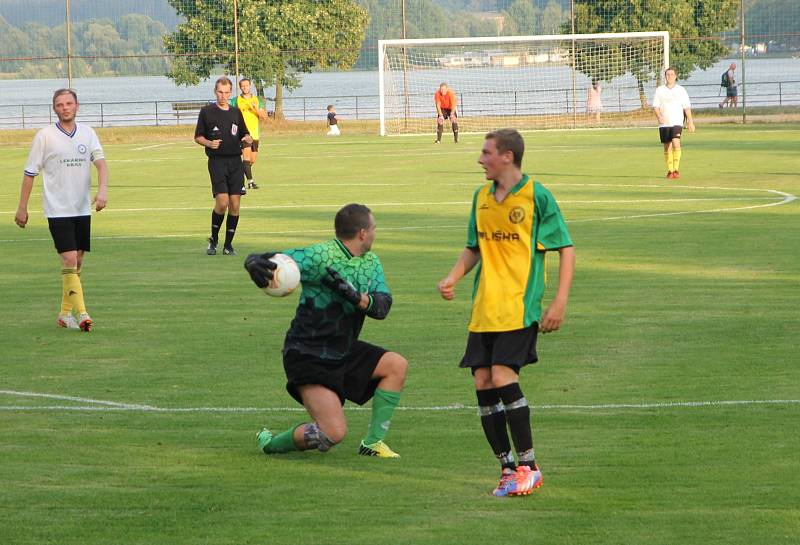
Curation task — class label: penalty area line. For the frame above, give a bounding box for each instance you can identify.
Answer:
[0,391,798,414]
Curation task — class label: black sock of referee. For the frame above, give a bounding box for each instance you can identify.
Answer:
[210,211,224,243]
[476,388,515,471]
[243,161,253,181]
[498,383,536,469]
[223,214,239,249]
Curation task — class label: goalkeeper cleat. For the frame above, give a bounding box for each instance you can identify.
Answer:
[56,313,80,330]
[247,180,259,189]
[509,464,543,496]
[492,468,518,497]
[223,245,236,256]
[666,171,675,179]
[256,428,273,453]
[78,313,92,332]
[358,440,400,458]
[672,170,680,179]
[207,238,217,255]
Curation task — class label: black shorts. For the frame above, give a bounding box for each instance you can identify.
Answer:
[242,140,259,152]
[283,341,387,406]
[208,155,245,196]
[659,125,683,143]
[48,216,91,253]
[439,109,457,120]
[460,324,539,373]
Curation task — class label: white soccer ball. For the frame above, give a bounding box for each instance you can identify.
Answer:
[262,253,301,297]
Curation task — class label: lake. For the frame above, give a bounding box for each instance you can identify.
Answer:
[0,56,797,128]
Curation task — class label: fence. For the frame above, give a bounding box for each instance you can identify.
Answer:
[2,80,798,130]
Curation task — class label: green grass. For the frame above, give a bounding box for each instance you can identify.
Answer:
[1,125,799,545]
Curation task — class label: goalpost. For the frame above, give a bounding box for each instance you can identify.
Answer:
[378,32,669,136]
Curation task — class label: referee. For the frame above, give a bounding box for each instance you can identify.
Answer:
[195,76,253,256]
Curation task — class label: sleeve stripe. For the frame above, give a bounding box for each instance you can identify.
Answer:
[24,170,37,177]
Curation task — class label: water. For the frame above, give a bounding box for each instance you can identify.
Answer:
[0,57,797,128]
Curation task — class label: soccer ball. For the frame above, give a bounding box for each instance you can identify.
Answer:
[263,254,301,297]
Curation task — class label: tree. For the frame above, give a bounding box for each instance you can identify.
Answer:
[502,0,537,36]
[570,0,739,107]
[164,0,369,118]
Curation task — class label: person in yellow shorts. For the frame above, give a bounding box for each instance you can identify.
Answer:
[231,78,267,190]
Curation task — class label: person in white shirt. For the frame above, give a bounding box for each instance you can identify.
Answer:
[15,88,108,332]
[719,62,738,108]
[652,67,696,179]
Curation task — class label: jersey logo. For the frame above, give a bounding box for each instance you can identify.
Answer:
[231,124,238,135]
[77,144,87,154]
[509,206,525,224]
[479,203,490,210]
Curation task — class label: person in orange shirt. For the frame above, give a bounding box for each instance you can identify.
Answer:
[434,82,459,144]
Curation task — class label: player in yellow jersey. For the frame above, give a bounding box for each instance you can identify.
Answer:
[438,128,575,497]
[230,78,267,190]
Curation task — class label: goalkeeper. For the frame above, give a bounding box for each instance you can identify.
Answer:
[244,203,408,458]
[434,82,459,144]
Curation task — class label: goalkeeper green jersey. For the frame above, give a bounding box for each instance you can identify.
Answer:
[282,239,391,360]
[466,175,572,332]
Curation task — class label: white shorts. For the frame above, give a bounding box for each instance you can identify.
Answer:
[327,124,340,136]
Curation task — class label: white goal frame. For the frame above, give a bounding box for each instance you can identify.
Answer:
[378,31,669,136]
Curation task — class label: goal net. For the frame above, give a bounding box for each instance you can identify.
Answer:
[379,32,669,136]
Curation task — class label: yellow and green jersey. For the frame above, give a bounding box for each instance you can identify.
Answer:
[230,94,264,140]
[466,174,572,332]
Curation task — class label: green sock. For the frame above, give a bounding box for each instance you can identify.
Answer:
[263,425,301,454]
[363,388,401,445]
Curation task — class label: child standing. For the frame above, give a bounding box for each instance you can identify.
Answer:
[326,104,340,136]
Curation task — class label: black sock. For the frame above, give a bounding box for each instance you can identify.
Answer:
[476,389,515,470]
[210,211,224,243]
[436,126,443,142]
[452,123,459,142]
[243,161,253,181]
[224,214,239,248]
[498,383,535,468]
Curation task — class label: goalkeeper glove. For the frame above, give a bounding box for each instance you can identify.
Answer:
[323,266,362,306]
[244,252,277,288]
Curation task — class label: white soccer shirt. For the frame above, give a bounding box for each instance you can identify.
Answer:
[24,123,104,218]
[652,84,691,127]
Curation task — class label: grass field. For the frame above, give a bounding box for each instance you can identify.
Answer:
[1,125,799,545]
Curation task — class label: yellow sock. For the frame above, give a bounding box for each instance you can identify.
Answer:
[60,267,80,314]
[664,150,674,172]
[61,268,86,315]
[673,149,682,171]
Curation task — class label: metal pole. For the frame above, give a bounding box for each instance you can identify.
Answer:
[234,0,240,86]
[401,0,410,130]
[570,0,577,128]
[66,0,73,87]
[740,0,746,123]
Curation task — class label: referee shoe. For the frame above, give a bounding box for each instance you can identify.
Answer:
[207,238,217,255]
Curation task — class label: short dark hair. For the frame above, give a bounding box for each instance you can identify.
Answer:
[335,204,373,239]
[665,66,677,76]
[215,76,233,90]
[485,128,525,168]
[52,88,77,106]
[238,77,251,87]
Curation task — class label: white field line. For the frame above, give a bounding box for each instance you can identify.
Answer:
[0,193,794,244]
[0,390,798,413]
[130,143,176,151]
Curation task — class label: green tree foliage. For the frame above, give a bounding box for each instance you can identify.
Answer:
[570,0,739,107]
[163,0,369,117]
[503,0,537,36]
[0,13,169,78]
